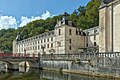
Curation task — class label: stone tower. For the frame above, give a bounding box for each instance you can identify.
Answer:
[13,32,20,54]
[55,12,84,54]
[99,0,120,52]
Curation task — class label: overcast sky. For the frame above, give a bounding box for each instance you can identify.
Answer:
[0,0,90,30]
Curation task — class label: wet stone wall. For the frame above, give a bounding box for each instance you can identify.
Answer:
[42,54,120,78]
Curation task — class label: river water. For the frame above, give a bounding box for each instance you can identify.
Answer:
[0,67,115,80]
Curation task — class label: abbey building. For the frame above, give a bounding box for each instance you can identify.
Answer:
[13,12,99,56]
[13,0,120,55]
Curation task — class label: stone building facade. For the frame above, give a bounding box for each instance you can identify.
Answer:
[13,0,120,54]
[13,12,99,56]
[82,27,99,52]
[99,0,120,52]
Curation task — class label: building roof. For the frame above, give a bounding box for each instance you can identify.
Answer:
[83,26,99,32]
[102,0,113,4]
[17,30,55,43]
[55,12,76,28]
[99,0,115,9]
[63,11,69,17]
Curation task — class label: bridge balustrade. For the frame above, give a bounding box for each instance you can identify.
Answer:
[1,52,120,61]
[41,52,99,60]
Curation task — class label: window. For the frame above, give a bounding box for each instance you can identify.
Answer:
[76,30,78,35]
[44,39,46,43]
[86,36,88,42]
[58,29,61,35]
[44,44,46,48]
[33,42,34,45]
[35,46,37,50]
[51,43,53,48]
[69,46,71,50]
[94,35,96,40]
[38,41,39,44]
[94,42,96,46]
[41,40,42,43]
[38,45,40,49]
[47,38,49,42]
[69,39,71,43]
[33,46,34,50]
[69,29,72,35]
[47,44,49,48]
[57,42,61,47]
[51,37,53,41]
[41,45,43,49]
[86,43,88,47]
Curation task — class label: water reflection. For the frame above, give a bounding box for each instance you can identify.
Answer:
[19,61,30,73]
[40,70,114,80]
[0,65,116,80]
[0,61,7,73]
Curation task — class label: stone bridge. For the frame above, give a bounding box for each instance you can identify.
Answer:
[0,52,120,75]
[0,57,42,71]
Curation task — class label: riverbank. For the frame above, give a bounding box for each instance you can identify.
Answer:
[43,68,120,80]
[0,67,116,80]
[42,60,120,80]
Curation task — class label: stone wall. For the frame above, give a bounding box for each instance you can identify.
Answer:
[42,53,120,78]
[65,25,84,54]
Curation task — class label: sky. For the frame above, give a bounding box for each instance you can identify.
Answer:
[0,0,90,30]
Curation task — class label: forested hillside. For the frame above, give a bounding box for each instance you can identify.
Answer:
[0,0,101,53]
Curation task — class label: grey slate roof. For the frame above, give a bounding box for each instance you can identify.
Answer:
[102,0,113,4]
[99,0,114,9]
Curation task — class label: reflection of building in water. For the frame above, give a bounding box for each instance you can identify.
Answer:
[39,70,111,80]
[13,12,99,55]
[19,61,30,73]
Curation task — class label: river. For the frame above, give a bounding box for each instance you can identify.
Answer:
[0,67,115,80]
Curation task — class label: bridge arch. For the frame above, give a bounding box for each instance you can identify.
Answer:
[19,60,39,69]
[0,60,15,70]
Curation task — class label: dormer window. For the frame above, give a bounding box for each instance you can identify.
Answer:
[87,32,89,35]
[94,29,97,33]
